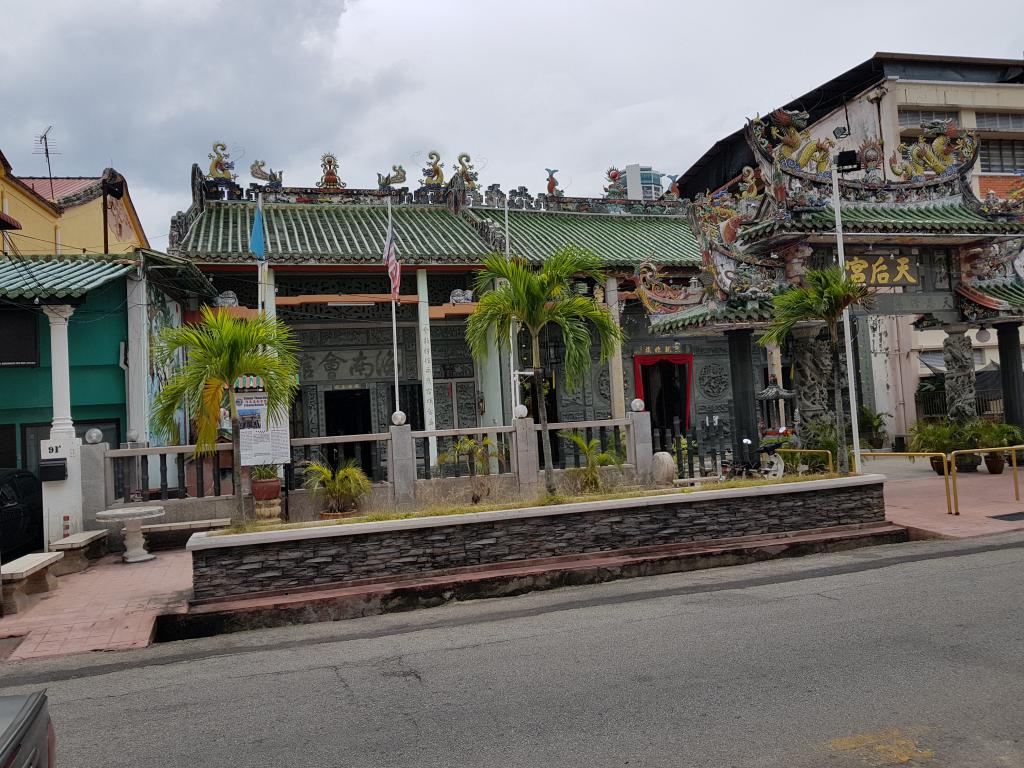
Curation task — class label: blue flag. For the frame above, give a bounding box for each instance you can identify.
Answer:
[249,194,266,260]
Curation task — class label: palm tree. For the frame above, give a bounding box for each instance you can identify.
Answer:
[466,247,624,494]
[151,306,299,520]
[759,267,873,473]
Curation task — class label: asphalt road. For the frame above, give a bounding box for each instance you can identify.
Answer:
[3,533,1024,767]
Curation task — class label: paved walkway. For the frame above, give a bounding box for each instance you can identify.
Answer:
[0,551,191,661]
[868,455,1024,538]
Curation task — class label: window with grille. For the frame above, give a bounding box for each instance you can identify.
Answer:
[979,139,1024,173]
[976,112,1024,132]
[898,108,959,129]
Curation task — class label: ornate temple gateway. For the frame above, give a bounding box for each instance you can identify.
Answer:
[169,148,747,475]
[652,78,1024,451]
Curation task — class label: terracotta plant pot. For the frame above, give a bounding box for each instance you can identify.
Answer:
[984,453,1006,475]
[319,510,347,521]
[954,454,982,473]
[929,456,946,476]
[251,478,281,501]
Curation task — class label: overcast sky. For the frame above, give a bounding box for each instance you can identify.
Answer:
[1,0,1022,247]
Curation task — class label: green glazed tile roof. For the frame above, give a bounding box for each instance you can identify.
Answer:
[962,280,1024,310]
[649,300,775,334]
[0,255,132,299]
[738,202,1024,243]
[472,208,701,267]
[179,202,491,264]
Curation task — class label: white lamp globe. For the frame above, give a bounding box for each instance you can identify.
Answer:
[513,404,529,419]
[975,327,991,343]
[630,398,645,412]
[391,410,407,426]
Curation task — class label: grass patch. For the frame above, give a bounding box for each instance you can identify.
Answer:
[214,472,844,536]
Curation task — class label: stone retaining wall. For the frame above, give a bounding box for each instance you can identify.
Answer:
[188,475,886,602]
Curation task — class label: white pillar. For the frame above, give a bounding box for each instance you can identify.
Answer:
[416,269,437,465]
[125,274,149,444]
[606,276,626,419]
[41,304,83,544]
[264,264,277,319]
[45,305,76,439]
[479,326,505,427]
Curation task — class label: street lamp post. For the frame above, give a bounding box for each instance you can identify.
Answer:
[830,151,863,473]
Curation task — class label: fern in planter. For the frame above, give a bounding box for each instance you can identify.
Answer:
[303,459,371,517]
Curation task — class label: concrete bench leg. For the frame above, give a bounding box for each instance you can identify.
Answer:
[52,549,90,576]
[24,569,58,595]
[1,581,30,614]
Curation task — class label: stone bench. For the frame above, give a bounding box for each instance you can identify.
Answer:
[2,552,64,614]
[142,518,232,550]
[51,530,109,575]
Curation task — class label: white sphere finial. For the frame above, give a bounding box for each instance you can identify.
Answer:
[630,398,645,412]
[391,410,407,426]
[513,404,529,419]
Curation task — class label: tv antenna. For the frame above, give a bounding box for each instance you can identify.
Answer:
[33,126,60,200]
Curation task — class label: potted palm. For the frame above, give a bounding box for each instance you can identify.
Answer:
[558,429,623,493]
[972,421,1023,474]
[250,464,281,500]
[858,405,889,450]
[303,459,371,520]
[907,421,954,475]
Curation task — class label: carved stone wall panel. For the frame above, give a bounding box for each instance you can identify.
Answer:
[434,382,456,429]
[455,381,479,429]
[792,330,833,425]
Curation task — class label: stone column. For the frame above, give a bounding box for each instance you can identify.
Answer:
[125,273,149,444]
[41,304,83,544]
[791,326,832,427]
[512,416,540,500]
[726,329,758,456]
[996,322,1024,433]
[942,325,977,423]
[626,408,653,482]
[764,341,786,427]
[44,305,76,439]
[416,269,437,465]
[478,326,505,428]
[605,276,626,419]
[388,423,416,506]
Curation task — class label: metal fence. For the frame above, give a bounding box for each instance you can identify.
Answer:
[915,391,1005,422]
[412,426,516,480]
[534,419,630,471]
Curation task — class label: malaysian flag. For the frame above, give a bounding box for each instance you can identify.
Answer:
[383,220,400,300]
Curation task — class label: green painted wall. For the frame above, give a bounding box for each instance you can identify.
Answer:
[0,279,128,467]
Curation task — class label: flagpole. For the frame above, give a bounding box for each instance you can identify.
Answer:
[388,196,400,415]
[505,196,519,413]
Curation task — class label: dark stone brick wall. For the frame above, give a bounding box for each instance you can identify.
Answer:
[192,482,884,601]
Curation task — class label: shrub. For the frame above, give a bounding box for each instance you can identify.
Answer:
[303,459,371,515]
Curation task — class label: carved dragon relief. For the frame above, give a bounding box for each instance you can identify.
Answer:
[889,120,976,182]
[207,142,236,180]
[421,151,444,186]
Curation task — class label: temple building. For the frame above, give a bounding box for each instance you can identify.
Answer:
[659,52,1024,449]
[674,51,1024,444]
[168,152,743,477]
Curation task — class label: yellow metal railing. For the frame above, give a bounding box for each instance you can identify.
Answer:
[776,448,834,474]
[855,451,953,516]
[948,444,1024,516]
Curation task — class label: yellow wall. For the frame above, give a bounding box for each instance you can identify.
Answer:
[0,166,148,256]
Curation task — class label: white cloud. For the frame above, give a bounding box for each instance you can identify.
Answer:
[1,0,1021,242]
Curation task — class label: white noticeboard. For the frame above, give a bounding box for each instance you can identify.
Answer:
[235,392,291,467]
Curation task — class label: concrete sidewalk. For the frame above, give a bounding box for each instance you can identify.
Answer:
[869,455,1024,538]
[0,551,191,661]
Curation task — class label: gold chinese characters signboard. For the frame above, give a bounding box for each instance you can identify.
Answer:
[845,255,918,286]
